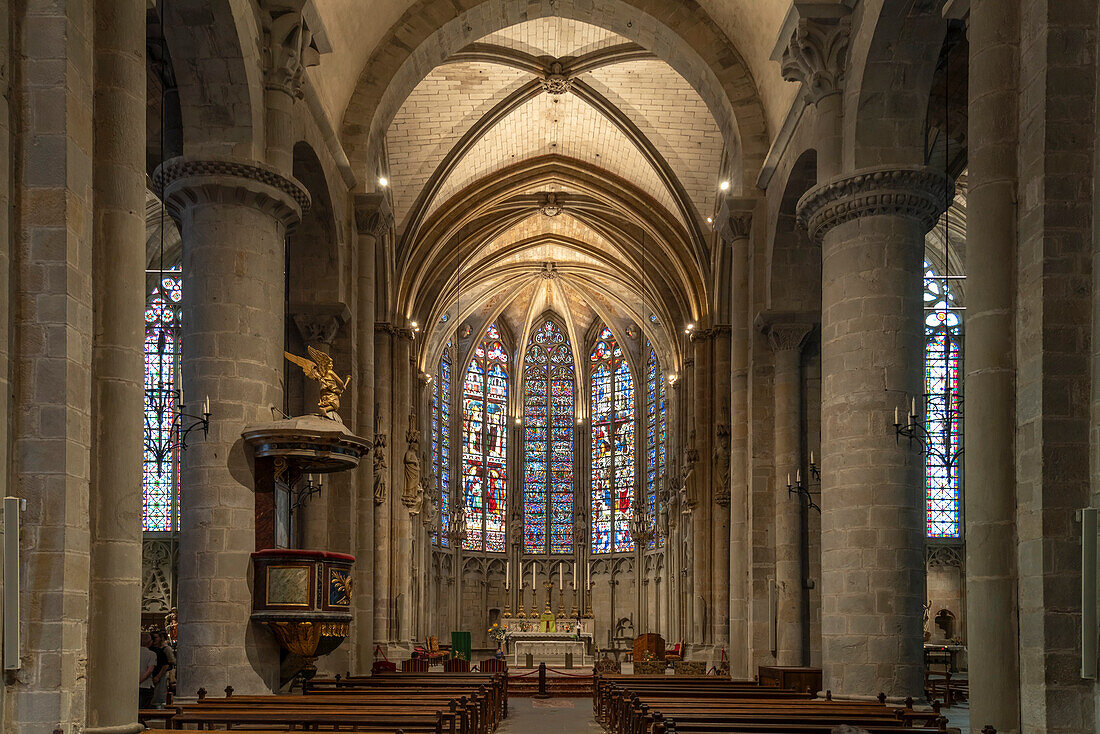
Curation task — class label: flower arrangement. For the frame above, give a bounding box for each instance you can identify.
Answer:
[487,623,506,644]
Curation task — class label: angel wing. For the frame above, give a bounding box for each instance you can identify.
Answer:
[284,350,316,374]
[307,345,333,374]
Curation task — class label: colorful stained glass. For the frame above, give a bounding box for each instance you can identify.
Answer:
[522,319,575,554]
[433,341,453,546]
[591,326,635,553]
[463,324,509,551]
[645,344,666,548]
[143,273,182,532]
[924,260,963,539]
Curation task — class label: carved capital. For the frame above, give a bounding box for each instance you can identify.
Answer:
[780,7,852,105]
[292,305,350,347]
[797,166,952,244]
[755,312,815,353]
[153,156,311,230]
[541,60,573,95]
[716,196,756,244]
[262,4,327,98]
[354,192,393,238]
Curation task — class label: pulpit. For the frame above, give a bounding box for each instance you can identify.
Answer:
[633,632,666,662]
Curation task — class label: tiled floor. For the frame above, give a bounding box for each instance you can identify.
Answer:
[497,697,603,733]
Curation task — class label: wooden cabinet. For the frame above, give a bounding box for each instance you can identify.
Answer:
[633,632,666,662]
[758,666,823,694]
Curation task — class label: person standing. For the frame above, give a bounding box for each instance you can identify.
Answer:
[138,632,157,708]
[149,630,174,707]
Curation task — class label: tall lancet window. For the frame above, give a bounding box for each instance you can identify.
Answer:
[924,260,963,539]
[645,342,666,548]
[143,273,182,532]
[590,326,635,554]
[462,323,508,552]
[522,319,575,554]
[432,339,453,546]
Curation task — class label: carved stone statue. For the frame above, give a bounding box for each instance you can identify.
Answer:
[403,427,422,508]
[682,435,699,509]
[373,432,387,505]
[713,423,731,507]
[284,346,351,418]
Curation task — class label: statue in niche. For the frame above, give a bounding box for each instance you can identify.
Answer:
[510,512,524,548]
[713,424,731,507]
[373,430,388,505]
[284,346,351,419]
[403,427,422,508]
[681,433,699,509]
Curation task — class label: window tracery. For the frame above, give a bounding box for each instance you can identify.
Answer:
[645,342,666,548]
[522,319,575,554]
[143,273,182,532]
[590,326,635,554]
[462,323,508,552]
[432,339,453,546]
[924,259,962,539]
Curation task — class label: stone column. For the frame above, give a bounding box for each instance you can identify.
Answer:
[393,331,413,642]
[87,0,146,731]
[759,316,813,667]
[260,5,323,172]
[711,326,732,652]
[689,335,711,645]
[964,2,1021,732]
[779,4,851,180]
[158,157,308,694]
[798,167,948,699]
[353,194,388,666]
[718,198,754,677]
[374,325,394,643]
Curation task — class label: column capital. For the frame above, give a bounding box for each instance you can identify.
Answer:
[773,3,852,105]
[716,196,757,244]
[153,156,310,229]
[797,165,951,243]
[292,303,351,347]
[755,311,815,353]
[262,2,329,98]
[354,192,393,238]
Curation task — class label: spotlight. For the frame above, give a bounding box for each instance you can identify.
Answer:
[719,180,729,191]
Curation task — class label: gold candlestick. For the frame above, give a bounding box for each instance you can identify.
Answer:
[516,589,526,619]
[503,593,512,618]
[531,587,538,618]
[583,580,594,618]
[570,587,578,618]
[542,580,553,614]
[557,586,566,619]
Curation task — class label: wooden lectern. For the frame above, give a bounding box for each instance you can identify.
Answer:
[632,632,665,662]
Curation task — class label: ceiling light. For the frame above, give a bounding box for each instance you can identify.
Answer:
[719,180,729,191]
[706,217,713,224]
[378,176,389,187]
[687,323,695,330]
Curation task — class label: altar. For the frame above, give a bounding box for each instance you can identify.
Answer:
[506,630,594,666]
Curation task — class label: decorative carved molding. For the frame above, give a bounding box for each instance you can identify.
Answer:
[716,196,756,244]
[541,60,574,95]
[780,8,852,105]
[375,321,397,335]
[797,166,952,244]
[142,539,177,613]
[262,5,326,98]
[292,304,351,347]
[756,312,815,353]
[354,192,393,238]
[153,156,311,230]
[926,544,963,569]
[539,192,563,217]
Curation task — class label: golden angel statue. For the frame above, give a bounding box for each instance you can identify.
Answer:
[284,346,351,418]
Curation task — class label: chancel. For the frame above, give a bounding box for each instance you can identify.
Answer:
[0,1,1097,733]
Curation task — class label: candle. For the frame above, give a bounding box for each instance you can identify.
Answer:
[559,561,563,590]
[573,562,577,589]
[796,469,801,483]
[506,560,510,590]
[911,397,917,416]
[894,406,899,426]
[787,472,791,487]
[810,451,814,466]
[587,561,591,588]
[204,395,210,414]
[532,562,536,590]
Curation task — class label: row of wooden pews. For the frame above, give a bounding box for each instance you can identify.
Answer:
[595,674,951,734]
[143,671,506,732]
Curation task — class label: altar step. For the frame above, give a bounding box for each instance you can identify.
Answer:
[508,672,594,698]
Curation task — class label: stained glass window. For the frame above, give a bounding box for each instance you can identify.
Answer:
[924,260,963,539]
[432,340,453,546]
[645,343,666,548]
[143,273,182,532]
[522,319,575,554]
[590,326,635,554]
[462,323,508,552]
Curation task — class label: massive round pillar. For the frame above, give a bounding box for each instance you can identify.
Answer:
[87,0,146,729]
[158,157,308,694]
[798,166,948,699]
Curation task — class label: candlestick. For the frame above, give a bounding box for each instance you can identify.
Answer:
[557,585,566,619]
[570,586,578,618]
[516,592,525,619]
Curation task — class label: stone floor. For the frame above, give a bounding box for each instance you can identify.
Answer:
[498,697,602,733]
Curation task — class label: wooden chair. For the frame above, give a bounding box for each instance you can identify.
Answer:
[665,640,684,661]
[425,635,449,662]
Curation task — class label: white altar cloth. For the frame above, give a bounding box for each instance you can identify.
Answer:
[506,631,594,666]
